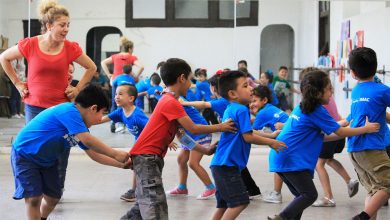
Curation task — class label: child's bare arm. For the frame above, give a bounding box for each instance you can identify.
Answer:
[253,129,281,139]
[99,115,111,124]
[242,132,287,153]
[85,150,125,168]
[181,100,211,110]
[177,116,236,134]
[333,116,379,137]
[386,112,390,124]
[76,132,129,163]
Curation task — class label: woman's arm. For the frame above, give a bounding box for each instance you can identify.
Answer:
[133,60,144,79]
[65,53,96,99]
[101,57,113,79]
[0,45,28,97]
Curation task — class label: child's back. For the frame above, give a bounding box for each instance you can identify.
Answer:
[348,81,390,152]
[13,102,89,166]
[253,103,288,132]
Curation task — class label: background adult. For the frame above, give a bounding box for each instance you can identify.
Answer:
[0,0,96,217]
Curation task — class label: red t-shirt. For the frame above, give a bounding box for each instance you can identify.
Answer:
[18,37,83,108]
[130,93,187,158]
[111,53,138,80]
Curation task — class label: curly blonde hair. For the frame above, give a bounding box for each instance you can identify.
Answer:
[38,0,69,34]
[120,36,134,52]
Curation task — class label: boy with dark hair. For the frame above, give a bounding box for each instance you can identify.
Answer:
[100,83,148,202]
[110,64,136,133]
[210,71,286,220]
[273,66,300,112]
[237,60,247,69]
[195,68,219,124]
[146,73,163,112]
[120,58,236,220]
[347,47,390,220]
[11,84,130,220]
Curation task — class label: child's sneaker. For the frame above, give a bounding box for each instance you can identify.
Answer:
[267,215,286,220]
[249,192,262,200]
[166,187,188,196]
[196,188,216,200]
[348,179,359,198]
[262,191,282,203]
[312,197,336,207]
[120,189,136,202]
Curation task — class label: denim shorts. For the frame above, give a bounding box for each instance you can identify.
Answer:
[211,165,250,208]
[11,148,62,200]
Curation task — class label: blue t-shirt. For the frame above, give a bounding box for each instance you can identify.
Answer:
[269,105,340,174]
[196,80,213,101]
[180,96,208,140]
[347,82,390,152]
[108,107,148,139]
[186,88,198,101]
[210,102,252,171]
[253,103,288,131]
[268,83,279,106]
[210,97,230,119]
[147,85,163,100]
[12,103,89,167]
[112,74,136,87]
[135,78,151,109]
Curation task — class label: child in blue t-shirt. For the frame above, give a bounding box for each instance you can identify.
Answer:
[346,47,390,220]
[110,64,136,133]
[250,85,288,204]
[11,85,130,220]
[183,74,263,199]
[210,71,286,220]
[267,70,380,220]
[259,70,279,106]
[135,76,152,110]
[195,68,219,124]
[166,96,217,199]
[144,74,163,112]
[100,83,149,202]
[182,74,229,121]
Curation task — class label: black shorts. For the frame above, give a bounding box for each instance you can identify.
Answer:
[319,138,346,159]
[211,165,250,208]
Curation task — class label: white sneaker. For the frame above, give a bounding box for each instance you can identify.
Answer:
[262,191,282,203]
[347,179,359,198]
[18,114,24,118]
[115,124,125,133]
[312,197,336,207]
[11,114,21,119]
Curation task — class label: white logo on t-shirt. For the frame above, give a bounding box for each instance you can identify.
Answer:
[352,97,370,103]
[63,134,80,147]
[291,114,300,121]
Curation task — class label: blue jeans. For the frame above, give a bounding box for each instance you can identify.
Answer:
[24,103,71,192]
[111,85,117,113]
[277,171,318,220]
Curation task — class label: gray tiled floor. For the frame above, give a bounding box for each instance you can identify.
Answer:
[0,117,389,219]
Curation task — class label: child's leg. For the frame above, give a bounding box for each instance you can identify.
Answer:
[177,149,190,186]
[221,204,248,220]
[326,158,351,183]
[211,208,227,220]
[40,195,60,218]
[25,196,42,220]
[241,167,261,197]
[364,190,390,219]
[132,155,168,220]
[277,171,318,219]
[274,173,283,193]
[316,158,333,199]
[188,149,212,186]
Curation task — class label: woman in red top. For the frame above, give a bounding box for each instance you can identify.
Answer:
[0,1,96,218]
[101,36,144,128]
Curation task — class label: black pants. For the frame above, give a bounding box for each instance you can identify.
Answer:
[202,108,219,125]
[241,167,261,196]
[277,171,318,220]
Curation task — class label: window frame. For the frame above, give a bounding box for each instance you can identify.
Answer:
[125,0,258,28]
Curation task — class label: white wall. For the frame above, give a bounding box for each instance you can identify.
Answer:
[8,0,390,116]
[329,1,390,117]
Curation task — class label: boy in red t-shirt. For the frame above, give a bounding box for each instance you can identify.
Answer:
[120,58,236,220]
